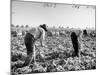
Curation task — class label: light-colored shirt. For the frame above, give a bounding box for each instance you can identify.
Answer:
[34,26,45,41]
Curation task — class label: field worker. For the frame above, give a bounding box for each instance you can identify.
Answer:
[16,24,48,68]
[71,32,79,57]
[35,24,48,47]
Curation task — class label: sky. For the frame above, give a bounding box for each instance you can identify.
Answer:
[12,0,96,29]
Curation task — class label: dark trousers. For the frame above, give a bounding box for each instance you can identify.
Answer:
[22,43,34,67]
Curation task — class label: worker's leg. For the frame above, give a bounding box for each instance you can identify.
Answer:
[40,33,45,47]
[33,44,36,62]
[22,44,34,67]
[22,52,33,67]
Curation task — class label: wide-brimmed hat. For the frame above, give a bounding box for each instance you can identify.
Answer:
[40,24,46,28]
[39,24,48,31]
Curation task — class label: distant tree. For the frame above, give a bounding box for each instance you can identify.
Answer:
[21,25,24,28]
[16,25,19,28]
[59,26,61,28]
[11,24,14,27]
[25,25,29,28]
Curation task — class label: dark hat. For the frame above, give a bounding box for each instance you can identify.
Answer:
[43,24,46,27]
[40,24,46,28]
[39,24,48,31]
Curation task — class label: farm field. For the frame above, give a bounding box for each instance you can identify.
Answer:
[11,27,96,75]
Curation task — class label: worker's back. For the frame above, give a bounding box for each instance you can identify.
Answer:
[24,32,34,44]
[71,32,79,57]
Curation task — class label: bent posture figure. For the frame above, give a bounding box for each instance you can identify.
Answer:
[16,24,48,68]
[21,32,35,67]
[83,29,88,36]
[71,32,79,57]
